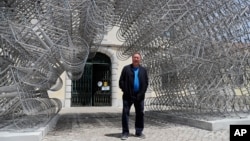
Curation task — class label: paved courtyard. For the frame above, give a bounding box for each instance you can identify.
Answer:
[42,107,229,141]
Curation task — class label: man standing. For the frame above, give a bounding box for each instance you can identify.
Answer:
[119,52,149,140]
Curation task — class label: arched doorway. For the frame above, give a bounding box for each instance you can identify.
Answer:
[71,52,112,106]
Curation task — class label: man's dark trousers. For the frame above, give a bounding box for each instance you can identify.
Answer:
[122,97,144,135]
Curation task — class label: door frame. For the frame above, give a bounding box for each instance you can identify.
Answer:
[64,48,121,108]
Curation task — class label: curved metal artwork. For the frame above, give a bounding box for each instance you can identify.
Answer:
[0,0,114,130]
[0,0,250,131]
[114,0,250,119]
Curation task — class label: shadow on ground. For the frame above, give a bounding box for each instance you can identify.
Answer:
[104,133,121,138]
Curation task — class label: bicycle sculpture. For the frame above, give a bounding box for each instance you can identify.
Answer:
[0,0,250,131]
[114,0,250,119]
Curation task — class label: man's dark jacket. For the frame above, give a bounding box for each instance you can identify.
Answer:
[119,64,148,101]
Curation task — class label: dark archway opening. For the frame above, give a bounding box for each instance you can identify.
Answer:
[71,52,112,106]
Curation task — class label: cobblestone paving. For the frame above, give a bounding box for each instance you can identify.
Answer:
[42,107,229,141]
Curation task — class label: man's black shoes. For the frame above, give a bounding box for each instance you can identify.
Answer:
[121,133,146,140]
[136,133,146,139]
[121,134,128,140]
